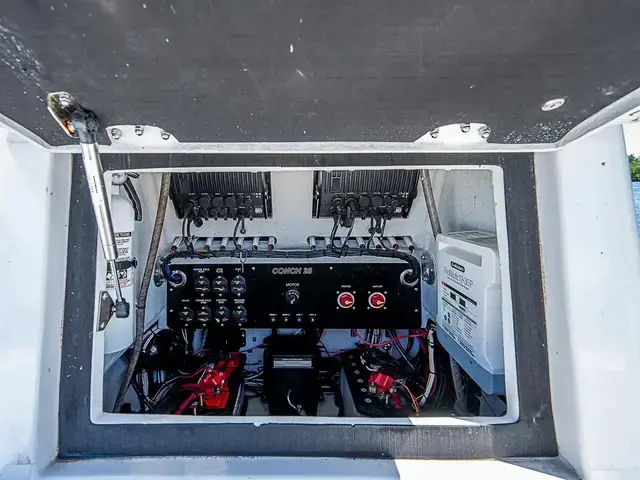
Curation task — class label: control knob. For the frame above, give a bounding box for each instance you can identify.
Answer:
[178,307,194,323]
[214,305,230,324]
[232,305,248,324]
[284,288,301,305]
[197,305,211,323]
[368,292,386,309]
[194,275,211,294]
[212,276,228,294]
[337,292,355,309]
[230,275,247,296]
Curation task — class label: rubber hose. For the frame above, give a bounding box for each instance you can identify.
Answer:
[113,173,171,412]
[419,169,467,414]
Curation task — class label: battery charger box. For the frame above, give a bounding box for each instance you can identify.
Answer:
[436,231,504,395]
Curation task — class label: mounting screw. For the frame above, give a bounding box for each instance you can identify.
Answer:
[478,126,491,139]
[160,130,170,140]
[460,123,471,133]
[541,98,565,111]
[429,129,439,139]
[364,397,372,404]
[134,126,144,136]
[58,93,72,107]
[111,172,128,185]
[110,128,122,140]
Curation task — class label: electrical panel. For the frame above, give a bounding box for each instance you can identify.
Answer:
[166,260,421,329]
[170,172,272,220]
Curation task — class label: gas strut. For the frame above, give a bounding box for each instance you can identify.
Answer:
[47,92,130,318]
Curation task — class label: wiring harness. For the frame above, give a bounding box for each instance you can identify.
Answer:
[161,241,420,286]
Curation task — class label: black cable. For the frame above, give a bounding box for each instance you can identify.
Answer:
[379,218,393,251]
[182,203,195,252]
[161,244,420,284]
[233,216,243,251]
[341,218,355,255]
[122,177,143,222]
[386,329,415,371]
[366,217,375,250]
[181,215,188,245]
[132,379,156,413]
[329,216,340,253]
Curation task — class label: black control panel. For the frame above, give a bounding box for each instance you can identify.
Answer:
[166,262,421,329]
[170,172,272,220]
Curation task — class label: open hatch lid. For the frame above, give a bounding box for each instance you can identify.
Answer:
[1,0,639,146]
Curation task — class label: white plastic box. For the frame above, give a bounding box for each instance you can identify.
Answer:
[436,231,504,395]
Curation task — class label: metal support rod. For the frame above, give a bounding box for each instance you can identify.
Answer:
[77,126,129,315]
[46,92,130,318]
[79,142,118,261]
[79,142,125,305]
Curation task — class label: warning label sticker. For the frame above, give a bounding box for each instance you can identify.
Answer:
[106,232,134,289]
[115,232,132,260]
[440,282,478,359]
[106,266,134,289]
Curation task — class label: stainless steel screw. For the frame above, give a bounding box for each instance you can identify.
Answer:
[478,126,491,139]
[57,92,72,108]
[460,123,471,133]
[160,130,170,140]
[110,128,122,140]
[429,129,439,139]
[541,98,565,111]
[364,398,372,404]
[134,126,144,136]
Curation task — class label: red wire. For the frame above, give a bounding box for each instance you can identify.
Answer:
[415,334,427,354]
[354,330,428,348]
[174,392,198,415]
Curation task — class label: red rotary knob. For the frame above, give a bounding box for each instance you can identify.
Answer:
[337,292,355,309]
[368,292,386,309]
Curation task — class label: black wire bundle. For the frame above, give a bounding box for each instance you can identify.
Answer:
[161,243,420,284]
